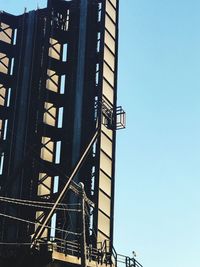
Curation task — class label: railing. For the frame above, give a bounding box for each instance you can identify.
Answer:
[50,238,108,264]
[101,98,126,130]
[41,238,143,267]
[116,254,143,267]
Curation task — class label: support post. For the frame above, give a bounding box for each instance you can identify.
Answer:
[79,182,87,267]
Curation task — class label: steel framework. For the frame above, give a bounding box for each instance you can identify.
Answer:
[0,1,133,267]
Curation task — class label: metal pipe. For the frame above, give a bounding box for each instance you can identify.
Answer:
[79,182,87,267]
[31,127,99,248]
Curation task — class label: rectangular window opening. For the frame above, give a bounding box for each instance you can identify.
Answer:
[96,63,100,85]
[7,88,11,107]
[89,208,94,235]
[98,3,102,21]
[97,32,101,40]
[10,58,14,75]
[97,39,100,53]
[53,176,59,193]
[13,29,17,45]
[55,141,61,164]
[98,3,102,22]
[96,72,99,86]
[50,213,57,240]
[93,141,97,155]
[62,43,68,62]
[65,9,70,30]
[0,152,5,175]
[60,75,66,94]
[98,10,102,22]
[58,107,63,128]
[91,175,95,193]
[3,119,8,140]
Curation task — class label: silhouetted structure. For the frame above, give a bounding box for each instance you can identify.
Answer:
[0,1,141,267]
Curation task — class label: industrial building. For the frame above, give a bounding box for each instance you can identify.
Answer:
[0,0,141,267]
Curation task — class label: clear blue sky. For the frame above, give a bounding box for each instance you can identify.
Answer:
[1,1,200,267]
[116,1,200,267]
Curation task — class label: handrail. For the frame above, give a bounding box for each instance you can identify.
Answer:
[48,238,143,267]
[117,254,143,267]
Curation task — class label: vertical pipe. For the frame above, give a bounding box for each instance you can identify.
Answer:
[72,0,88,169]
[79,182,87,267]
